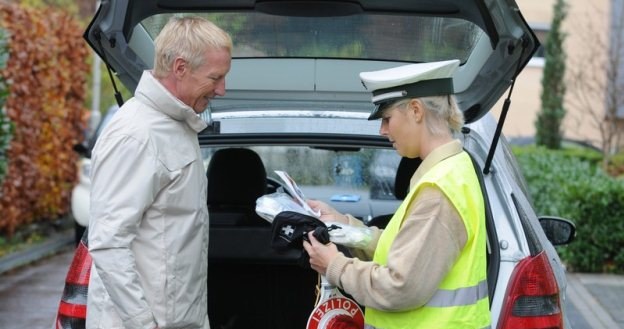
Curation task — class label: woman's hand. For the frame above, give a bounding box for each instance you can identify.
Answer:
[303,231,340,275]
[307,199,349,224]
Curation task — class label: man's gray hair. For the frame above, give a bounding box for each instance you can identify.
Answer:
[153,16,232,78]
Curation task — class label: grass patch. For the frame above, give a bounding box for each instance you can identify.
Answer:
[0,231,45,258]
[0,220,71,258]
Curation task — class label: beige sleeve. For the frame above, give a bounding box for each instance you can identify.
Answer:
[326,186,467,311]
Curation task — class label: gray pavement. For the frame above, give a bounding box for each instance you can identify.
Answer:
[0,230,74,275]
[0,247,74,329]
[567,272,624,329]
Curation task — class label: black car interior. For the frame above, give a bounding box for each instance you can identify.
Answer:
[206,147,317,329]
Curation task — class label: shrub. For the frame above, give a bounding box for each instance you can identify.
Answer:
[535,0,567,149]
[607,152,624,177]
[515,146,624,273]
[557,178,624,273]
[0,3,89,236]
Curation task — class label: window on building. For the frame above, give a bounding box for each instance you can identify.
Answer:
[529,23,549,67]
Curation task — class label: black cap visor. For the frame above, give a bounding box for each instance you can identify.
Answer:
[367,78,454,120]
[368,99,404,120]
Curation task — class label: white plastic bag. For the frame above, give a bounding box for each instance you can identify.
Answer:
[325,221,373,249]
[255,192,317,223]
[256,192,373,249]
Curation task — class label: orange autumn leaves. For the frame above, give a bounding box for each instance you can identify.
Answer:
[0,3,89,235]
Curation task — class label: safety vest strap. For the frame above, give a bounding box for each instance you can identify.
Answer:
[426,279,488,307]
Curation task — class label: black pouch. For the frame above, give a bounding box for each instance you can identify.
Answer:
[271,211,330,268]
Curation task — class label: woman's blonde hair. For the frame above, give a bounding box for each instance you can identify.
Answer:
[418,95,464,136]
[153,16,232,78]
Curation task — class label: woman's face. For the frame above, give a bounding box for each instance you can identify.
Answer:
[378,99,421,158]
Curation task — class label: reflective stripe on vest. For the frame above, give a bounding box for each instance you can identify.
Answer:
[365,325,492,329]
[426,279,488,307]
[365,151,490,329]
[364,324,492,329]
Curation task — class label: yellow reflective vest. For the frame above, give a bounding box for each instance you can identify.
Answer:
[365,151,490,329]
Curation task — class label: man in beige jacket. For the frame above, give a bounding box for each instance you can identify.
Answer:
[87,16,231,329]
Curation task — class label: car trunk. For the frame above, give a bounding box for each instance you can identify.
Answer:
[82,1,540,327]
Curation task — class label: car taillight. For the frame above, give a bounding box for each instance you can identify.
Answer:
[56,241,92,329]
[497,251,562,329]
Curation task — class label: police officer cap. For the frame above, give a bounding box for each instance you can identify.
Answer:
[360,59,460,120]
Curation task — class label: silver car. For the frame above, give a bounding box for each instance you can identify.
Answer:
[56,1,575,328]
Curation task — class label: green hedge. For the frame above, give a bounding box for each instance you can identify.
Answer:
[514,146,624,273]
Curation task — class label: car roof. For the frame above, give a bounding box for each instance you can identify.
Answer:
[84,0,538,127]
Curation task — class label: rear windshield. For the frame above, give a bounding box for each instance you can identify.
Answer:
[141,12,482,63]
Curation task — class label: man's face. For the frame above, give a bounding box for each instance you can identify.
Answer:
[178,48,232,113]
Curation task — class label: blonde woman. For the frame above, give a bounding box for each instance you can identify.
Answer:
[304,60,490,329]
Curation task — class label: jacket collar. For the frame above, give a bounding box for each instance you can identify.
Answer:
[410,139,463,189]
[135,71,208,133]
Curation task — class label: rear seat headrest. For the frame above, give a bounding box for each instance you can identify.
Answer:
[207,148,267,207]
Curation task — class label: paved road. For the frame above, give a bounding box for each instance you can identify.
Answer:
[567,273,624,329]
[0,246,74,329]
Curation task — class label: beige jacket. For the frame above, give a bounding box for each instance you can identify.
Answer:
[86,71,209,329]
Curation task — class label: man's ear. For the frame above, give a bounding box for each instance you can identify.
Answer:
[172,57,188,79]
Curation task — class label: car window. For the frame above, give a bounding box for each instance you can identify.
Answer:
[141,13,482,63]
[499,136,532,200]
[202,145,402,201]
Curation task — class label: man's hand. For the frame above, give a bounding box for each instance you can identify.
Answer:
[303,231,340,275]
